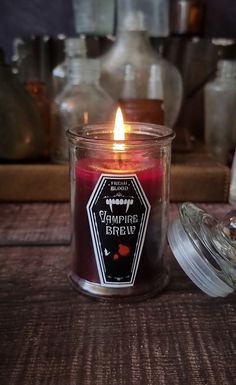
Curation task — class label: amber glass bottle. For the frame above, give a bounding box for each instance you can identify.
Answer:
[26,81,50,158]
[119,63,164,124]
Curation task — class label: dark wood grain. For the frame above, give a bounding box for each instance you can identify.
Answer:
[0,203,70,245]
[0,202,231,245]
[0,203,236,385]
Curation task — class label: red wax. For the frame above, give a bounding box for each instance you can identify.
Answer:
[72,157,165,287]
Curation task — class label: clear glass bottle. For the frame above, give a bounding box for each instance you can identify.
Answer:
[204,59,236,164]
[120,63,138,99]
[119,63,164,124]
[52,37,87,97]
[101,10,183,127]
[168,202,236,297]
[117,0,170,37]
[146,63,165,123]
[51,58,116,163]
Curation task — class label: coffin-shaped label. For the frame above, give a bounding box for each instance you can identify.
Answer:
[87,174,151,287]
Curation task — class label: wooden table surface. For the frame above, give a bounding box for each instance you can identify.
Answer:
[0,203,236,385]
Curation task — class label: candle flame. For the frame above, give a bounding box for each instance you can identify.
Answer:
[113,108,125,152]
[83,111,88,124]
[114,107,125,141]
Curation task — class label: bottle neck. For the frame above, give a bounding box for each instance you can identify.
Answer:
[120,63,138,99]
[116,30,156,55]
[65,37,87,58]
[147,64,163,100]
[67,58,100,85]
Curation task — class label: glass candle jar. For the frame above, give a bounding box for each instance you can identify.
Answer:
[67,122,175,300]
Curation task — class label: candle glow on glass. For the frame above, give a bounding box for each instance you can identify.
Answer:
[113,107,125,151]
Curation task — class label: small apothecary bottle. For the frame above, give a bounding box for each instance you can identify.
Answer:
[52,37,87,97]
[51,58,115,163]
[204,59,236,164]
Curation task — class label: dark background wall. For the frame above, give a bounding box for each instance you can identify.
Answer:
[0,0,75,61]
[0,0,236,62]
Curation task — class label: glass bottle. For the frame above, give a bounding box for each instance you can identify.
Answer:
[170,0,205,36]
[12,35,52,94]
[117,0,170,37]
[101,10,183,127]
[25,80,51,158]
[52,37,87,97]
[0,50,46,160]
[120,63,138,99]
[119,63,164,124]
[146,64,165,123]
[51,58,116,163]
[204,59,236,164]
[11,36,53,158]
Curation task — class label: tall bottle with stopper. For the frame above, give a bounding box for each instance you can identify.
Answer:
[101,9,182,127]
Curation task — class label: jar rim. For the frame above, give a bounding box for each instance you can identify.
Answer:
[67,122,175,148]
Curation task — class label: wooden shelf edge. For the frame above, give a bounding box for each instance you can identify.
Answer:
[0,163,230,203]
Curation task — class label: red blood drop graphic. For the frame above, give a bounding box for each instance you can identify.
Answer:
[118,244,130,257]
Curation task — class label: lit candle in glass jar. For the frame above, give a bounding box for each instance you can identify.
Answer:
[67,109,175,300]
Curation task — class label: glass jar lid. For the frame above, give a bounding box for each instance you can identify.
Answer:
[168,203,236,297]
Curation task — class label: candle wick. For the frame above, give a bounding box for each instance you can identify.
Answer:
[118,152,122,169]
